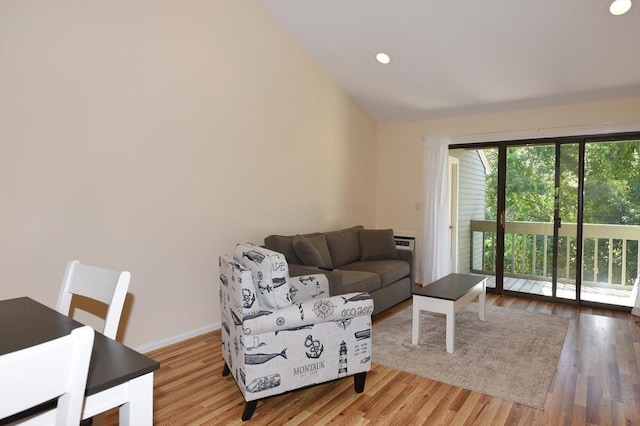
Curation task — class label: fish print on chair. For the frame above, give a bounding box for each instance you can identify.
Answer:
[256,276,288,295]
[245,349,288,365]
[242,250,265,264]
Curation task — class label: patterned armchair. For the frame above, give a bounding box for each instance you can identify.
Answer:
[219,243,373,421]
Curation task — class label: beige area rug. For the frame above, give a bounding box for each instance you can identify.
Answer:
[373,303,570,408]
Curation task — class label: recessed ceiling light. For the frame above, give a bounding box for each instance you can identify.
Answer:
[376,52,391,64]
[610,0,632,15]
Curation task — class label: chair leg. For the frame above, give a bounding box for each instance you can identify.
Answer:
[242,400,258,421]
[222,362,230,376]
[354,372,367,393]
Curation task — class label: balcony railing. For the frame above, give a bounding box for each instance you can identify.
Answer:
[470,220,640,288]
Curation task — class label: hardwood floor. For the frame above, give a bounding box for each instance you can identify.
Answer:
[106,294,640,425]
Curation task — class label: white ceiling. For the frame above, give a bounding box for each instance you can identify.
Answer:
[261,0,640,123]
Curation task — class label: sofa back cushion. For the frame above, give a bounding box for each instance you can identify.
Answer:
[325,225,364,268]
[292,233,333,269]
[358,228,400,261]
[263,234,301,265]
[234,243,293,309]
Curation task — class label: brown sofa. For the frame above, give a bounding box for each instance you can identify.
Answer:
[264,226,413,315]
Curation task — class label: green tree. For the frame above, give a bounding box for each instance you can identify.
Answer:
[584,141,640,225]
[484,140,640,225]
[481,139,640,285]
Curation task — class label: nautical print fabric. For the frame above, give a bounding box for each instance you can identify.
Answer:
[219,256,261,320]
[234,243,293,310]
[242,292,374,336]
[288,274,329,304]
[219,251,374,403]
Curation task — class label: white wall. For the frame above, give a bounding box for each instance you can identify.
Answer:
[376,98,640,282]
[0,1,377,350]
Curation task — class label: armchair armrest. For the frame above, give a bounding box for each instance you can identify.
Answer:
[242,292,373,336]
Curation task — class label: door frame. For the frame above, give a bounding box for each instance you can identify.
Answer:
[448,156,460,272]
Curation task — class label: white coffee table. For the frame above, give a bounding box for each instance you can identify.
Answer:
[412,273,486,353]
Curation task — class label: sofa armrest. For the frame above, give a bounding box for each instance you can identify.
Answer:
[397,249,415,285]
[242,292,373,336]
[289,263,343,289]
[289,274,330,303]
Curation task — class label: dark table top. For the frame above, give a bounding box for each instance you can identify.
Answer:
[412,273,486,301]
[0,297,160,395]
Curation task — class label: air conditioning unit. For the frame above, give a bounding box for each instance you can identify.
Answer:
[394,235,415,252]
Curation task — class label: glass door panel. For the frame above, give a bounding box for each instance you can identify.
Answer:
[504,145,557,296]
[581,140,640,307]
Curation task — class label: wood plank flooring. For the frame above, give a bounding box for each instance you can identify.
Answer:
[106,294,640,425]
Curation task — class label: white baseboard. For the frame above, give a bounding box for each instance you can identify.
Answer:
[134,322,221,354]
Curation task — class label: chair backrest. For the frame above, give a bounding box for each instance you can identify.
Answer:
[0,325,94,424]
[56,260,131,340]
[233,243,293,310]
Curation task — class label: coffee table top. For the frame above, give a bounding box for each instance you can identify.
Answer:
[413,273,486,301]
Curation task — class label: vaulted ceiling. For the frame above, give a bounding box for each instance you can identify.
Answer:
[262,0,640,123]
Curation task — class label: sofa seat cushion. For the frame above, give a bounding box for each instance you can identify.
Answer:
[340,260,410,287]
[337,270,381,294]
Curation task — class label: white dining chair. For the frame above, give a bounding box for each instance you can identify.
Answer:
[56,260,131,340]
[0,325,94,425]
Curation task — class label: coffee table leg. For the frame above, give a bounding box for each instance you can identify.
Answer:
[446,304,455,353]
[412,298,420,345]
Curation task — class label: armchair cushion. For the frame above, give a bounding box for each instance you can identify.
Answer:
[234,243,293,310]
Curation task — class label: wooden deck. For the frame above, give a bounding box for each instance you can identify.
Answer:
[484,275,636,307]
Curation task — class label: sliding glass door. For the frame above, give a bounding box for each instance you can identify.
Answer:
[581,138,640,306]
[450,133,639,309]
[502,143,578,300]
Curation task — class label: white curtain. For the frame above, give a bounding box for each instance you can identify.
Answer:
[632,276,640,317]
[421,136,452,285]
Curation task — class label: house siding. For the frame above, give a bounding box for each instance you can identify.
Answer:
[450,149,488,273]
